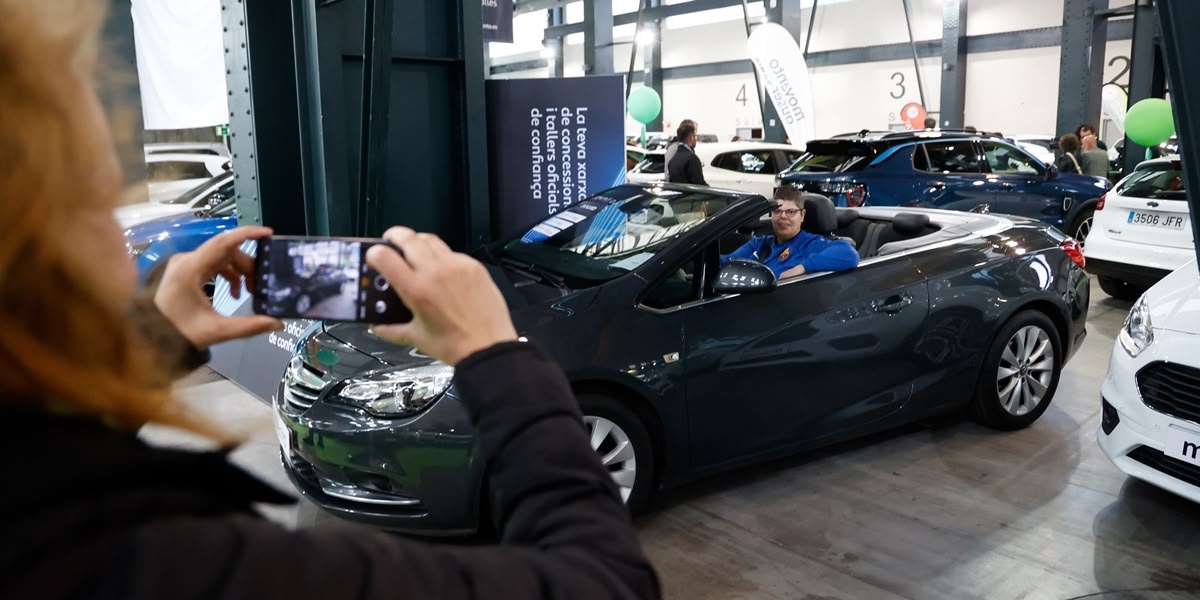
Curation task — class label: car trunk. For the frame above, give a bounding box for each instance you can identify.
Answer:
[1101,163,1193,249]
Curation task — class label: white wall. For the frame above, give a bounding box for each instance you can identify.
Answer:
[493,0,1135,141]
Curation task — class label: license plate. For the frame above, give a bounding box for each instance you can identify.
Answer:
[1127,210,1187,229]
[1165,424,1200,467]
[274,411,292,451]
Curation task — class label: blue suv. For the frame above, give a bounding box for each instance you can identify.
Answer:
[778,130,1111,240]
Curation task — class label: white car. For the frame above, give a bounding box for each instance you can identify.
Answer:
[145,141,230,159]
[626,142,804,198]
[117,172,233,229]
[1012,135,1057,165]
[145,152,230,203]
[1099,259,1200,505]
[1083,158,1194,300]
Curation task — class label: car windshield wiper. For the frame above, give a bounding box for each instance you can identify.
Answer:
[498,256,568,290]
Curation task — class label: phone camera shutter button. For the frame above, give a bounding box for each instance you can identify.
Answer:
[375,300,387,314]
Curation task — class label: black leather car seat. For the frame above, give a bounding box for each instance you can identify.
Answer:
[860,213,933,258]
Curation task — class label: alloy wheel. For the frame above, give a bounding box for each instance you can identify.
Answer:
[583,415,637,502]
[1074,216,1093,244]
[996,325,1056,416]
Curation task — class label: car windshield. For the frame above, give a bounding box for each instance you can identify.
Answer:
[631,155,665,174]
[167,173,233,205]
[1118,164,1186,200]
[499,186,735,285]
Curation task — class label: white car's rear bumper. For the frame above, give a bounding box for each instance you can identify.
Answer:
[1099,329,1200,504]
[1084,226,1194,285]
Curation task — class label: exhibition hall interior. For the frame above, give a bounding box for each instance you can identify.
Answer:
[11,0,1200,598]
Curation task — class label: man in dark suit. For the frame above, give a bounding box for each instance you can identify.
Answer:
[666,122,707,185]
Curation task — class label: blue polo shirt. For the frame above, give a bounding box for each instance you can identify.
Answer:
[721,231,859,278]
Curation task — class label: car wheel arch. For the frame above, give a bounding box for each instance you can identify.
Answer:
[570,379,667,490]
[1003,298,1071,362]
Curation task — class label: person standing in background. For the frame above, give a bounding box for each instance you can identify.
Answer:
[664,118,697,174]
[1080,133,1110,177]
[667,122,708,185]
[923,117,937,129]
[1076,123,1108,151]
[1056,134,1083,174]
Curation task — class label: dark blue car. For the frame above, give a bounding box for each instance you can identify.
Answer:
[124,194,237,287]
[778,130,1112,241]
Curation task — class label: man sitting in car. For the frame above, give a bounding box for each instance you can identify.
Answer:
[722,186,859,279]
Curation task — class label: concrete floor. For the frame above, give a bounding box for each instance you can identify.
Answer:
[147,278,1200,600]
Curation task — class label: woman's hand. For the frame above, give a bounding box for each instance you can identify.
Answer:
[366,227,517,366]
[154,227,283,349]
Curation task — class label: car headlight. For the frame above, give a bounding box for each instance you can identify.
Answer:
[127,241,151,258]
[1119,294,1154,357]
[332,363,454,418]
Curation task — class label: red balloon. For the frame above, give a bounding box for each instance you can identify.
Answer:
[901,103,928,130]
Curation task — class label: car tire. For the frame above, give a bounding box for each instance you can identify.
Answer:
[969,310,1063,430]
[1068,207,1095,243]
[578,393,655,513]
[294,294,312,314]
[1098,276,1145,301]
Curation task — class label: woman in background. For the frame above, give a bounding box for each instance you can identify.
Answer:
[1056,134,1083,174]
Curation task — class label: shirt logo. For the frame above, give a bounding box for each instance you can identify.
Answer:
[780,247,791,261]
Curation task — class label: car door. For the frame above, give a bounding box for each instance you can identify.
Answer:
[709,150,780,198]
[911,140,996,211]
[979,140,1062,223]
[677,234,931,469]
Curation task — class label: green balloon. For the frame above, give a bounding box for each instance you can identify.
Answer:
[1125,98,1175,147]
[627,86,662,125]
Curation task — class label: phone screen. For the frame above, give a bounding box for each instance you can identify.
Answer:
[253,236,411,323]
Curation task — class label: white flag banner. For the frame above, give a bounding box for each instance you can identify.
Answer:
[1101,84,1128,137]
[747,23,816,146]
[131,0,229,130]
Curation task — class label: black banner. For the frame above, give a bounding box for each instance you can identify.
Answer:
[482,0,513,43]
[486,76,628,239]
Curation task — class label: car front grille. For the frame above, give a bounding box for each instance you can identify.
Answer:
[1136,361,1200,424]
[282,357,330,412]
[1128,445,1200,490]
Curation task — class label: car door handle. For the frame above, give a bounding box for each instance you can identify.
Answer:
[1000,182,1016,190]
[931,182,946,190]
[872,294,913,314]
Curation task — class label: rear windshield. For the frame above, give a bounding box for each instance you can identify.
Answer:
[632,154,665,174]
[1118,165,1186,200]
[785,140,876,173]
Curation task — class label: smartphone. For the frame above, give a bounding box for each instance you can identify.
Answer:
[252,235,412,323]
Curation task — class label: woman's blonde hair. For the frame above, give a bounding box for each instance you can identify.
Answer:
[0,1,223,439]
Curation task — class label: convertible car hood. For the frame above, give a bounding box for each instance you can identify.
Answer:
[1148,259,1200,335]
[321,263,598,365]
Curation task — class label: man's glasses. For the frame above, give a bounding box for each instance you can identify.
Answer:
[771,208,803,217]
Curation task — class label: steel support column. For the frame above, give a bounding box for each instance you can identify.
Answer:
[103,2,146,192]
[1056,0,1109,141]
[1156,0,1200,263]
[546,7,564,78]
[584,0,614,75]
[1123,0,1167,175]
[356,0,395,236]
[762,0,804,143]
[642,8,665,133]
[939,0,968,127]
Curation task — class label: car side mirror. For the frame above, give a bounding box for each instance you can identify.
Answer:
[713,259,777,295]
[1045,164,1059,181]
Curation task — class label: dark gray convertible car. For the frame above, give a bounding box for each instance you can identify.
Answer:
[274,183,1090,534]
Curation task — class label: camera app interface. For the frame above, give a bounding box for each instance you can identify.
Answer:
[262,240,361,321]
